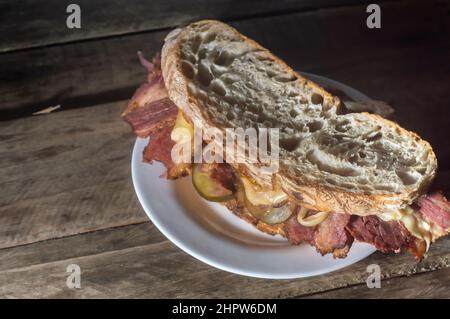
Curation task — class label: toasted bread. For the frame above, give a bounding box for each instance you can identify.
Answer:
[161,20,437,216]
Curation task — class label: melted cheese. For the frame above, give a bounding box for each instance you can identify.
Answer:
[380,207,432,251]
[241,176,288,206]
[171,111,194,144]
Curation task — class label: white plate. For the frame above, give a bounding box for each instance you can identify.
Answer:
[131,73,376,279]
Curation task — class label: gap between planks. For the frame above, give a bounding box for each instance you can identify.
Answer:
[298,267,450,298]
[2,0,448,119]
[0,220,149,254]
[0,219,449,298]
[0,0,397,54]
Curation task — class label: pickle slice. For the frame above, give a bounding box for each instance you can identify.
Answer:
[192,164,233,202]
[243,193,294,224]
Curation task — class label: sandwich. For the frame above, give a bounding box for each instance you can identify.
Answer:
[122,20,450,260]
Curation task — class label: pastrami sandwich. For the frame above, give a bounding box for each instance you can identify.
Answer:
[122,20,450,260]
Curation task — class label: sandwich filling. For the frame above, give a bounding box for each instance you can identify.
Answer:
[122,53,450,260]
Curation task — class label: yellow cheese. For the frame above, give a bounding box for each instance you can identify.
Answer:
[296,207,329,227]
[241,176,288,206]
[171,111,194,144]
[380,207,432,251]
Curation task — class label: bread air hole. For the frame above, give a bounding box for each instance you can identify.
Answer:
[203,32,217,43]
[274,74,297,83]
[348,154,358,164]
[396,169,419,185]
[198,47,208,60]
[300,97,308,104]
[288,90,299,97]
[181,50,197,64]
[341,183,356,189]
[247,103,260,114]
[280,137,301,152]
[214,50,234,66]
[357,177,369,184]
[210,63,228,77]
[196,89,209,104]
[307,120,323,133]
[289,109,298,118]
[266,69,278,77]
[306,149,360,177]
[364,131,382,142]
[255,54,272,62]
[417,167,426,175]
[335,120,351,133]
[262,120,272,127]
[191,34,203,54]
[210,79,226,96]
[311,93,324,105]
[181,60,195,79]
[374,184,396,192]
[226,111,235,121]
[198,60,214,86]
[243,119,252,128]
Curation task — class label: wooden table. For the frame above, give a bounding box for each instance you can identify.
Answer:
[1,0,450,298]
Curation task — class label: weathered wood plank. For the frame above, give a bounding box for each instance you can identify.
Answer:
[0,100,150,248]
[302,267,450,298]
[1,1,450,172]
[0,0,449,298]
[2,0,448,117]
[0,222,160,272]
[0,221,449,298]
[0,31,166,116]
[0,98,449,295]
[0,0,376,53]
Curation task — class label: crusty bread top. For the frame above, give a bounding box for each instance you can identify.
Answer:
[161,20,437,216]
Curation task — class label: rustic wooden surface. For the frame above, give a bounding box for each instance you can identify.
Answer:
[0,0,450,298]
[1,0,375,53]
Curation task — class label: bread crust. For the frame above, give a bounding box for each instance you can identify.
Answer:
[161,20,437,217]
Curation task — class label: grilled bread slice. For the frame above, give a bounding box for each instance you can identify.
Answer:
[161,20,437,216]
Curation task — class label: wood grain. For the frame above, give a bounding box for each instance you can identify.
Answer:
[2,0,448,115]
[0,223,160,272]
[0,100,149,248]
[302,267,450,298]
[1,0,450,298]
[0,221,449,298]
[0,30,167,115]
[1,100,449,297]
[0,0,371,53]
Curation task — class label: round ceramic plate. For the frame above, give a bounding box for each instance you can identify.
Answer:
[131,73,376,279]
